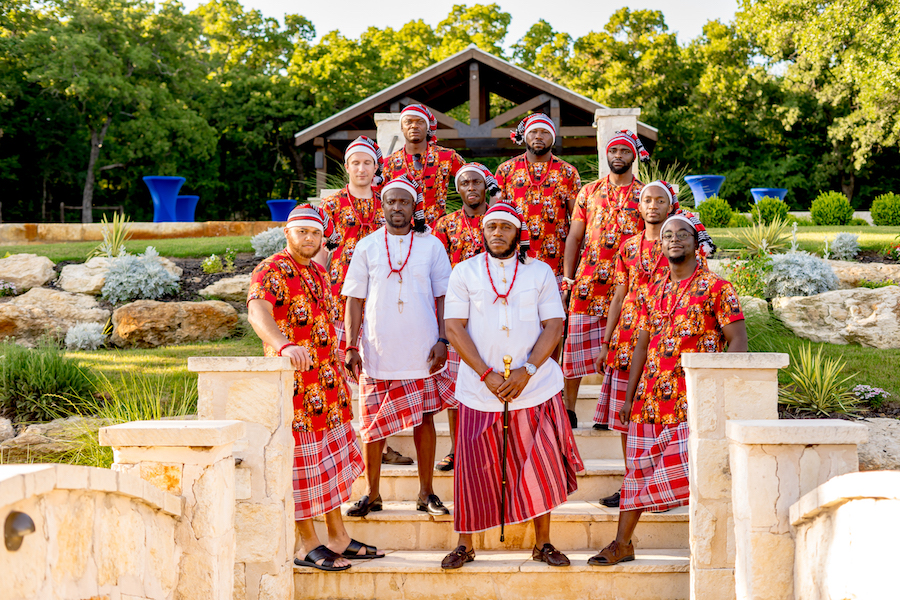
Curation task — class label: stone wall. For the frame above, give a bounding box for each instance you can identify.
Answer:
[0,221,280,245]
[189,357,296,600]
[790,471,900,600]
[0,463,181,600]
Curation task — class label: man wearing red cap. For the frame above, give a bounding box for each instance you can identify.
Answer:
[494,113,582,281]
[342,175,455,518]
[431,162,498,472]
[382,104,466,226]
[590,212,747,567]
[248,205,384,571]
[441,198,584,570]
[560,130,647,431]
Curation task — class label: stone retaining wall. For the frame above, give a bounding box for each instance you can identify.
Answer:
[0,221,282,245]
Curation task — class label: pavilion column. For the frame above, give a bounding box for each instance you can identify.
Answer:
[594,108,641,177]
[375,113,403,158]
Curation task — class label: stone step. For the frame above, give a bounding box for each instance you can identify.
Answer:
[349,459,624,503]
[293,549,689,600]
[309,501,688,552]
[353,421,625,462]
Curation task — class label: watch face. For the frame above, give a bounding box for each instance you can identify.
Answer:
[525,363,537,375]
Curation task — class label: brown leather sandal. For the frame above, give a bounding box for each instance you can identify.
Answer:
[588,540,635,566]
[441,545,475,569]
[532,543,570,567]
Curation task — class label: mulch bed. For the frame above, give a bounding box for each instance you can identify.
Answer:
[779,402,900,420]
[857,250,899,264]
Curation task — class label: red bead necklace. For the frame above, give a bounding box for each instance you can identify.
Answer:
[656,263,700,323]
[385,228,414,281]
[485,252,519,304]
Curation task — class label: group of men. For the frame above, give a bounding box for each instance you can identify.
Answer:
[247,103,748,572]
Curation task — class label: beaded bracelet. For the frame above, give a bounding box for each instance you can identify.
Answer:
[479,367,494,382]
[277,342,298,356]
[345,345,360,353]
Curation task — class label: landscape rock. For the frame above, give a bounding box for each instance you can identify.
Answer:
[858,418,900,471]
[706,258,732,278]
[111,299,238,347]
[159,257,183,278]
[0,416,112,462]
[772,286,900,349]
[198,274,252,302]
[0,253,55,292]
[0,418,15,443]
[0,287,110,344]
[57,257,111,294]
[739,295,769,321]
[827,260,900,289]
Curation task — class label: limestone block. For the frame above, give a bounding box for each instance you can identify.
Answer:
[233,563,247,600]
[738,295,769,321]
[742,451,779,529]
[145,508,178,597]
[100,420,245,449]
[190,458,233,541]
[89,464,118,493]
[199,274,252,302]
[48,490,93,581]
[258,570,292,600]
[55,464,89,490]
[57,257,111,294]
[686,371,720,435]
[0,253,55,291]
[772,286,900,348]
[176,553,216,600]
[111,300,238,348]
[140,462,183,495]
[691,503,717,566]
[723,371,780,422]
[726,420,868,446]
[7,496,47,599]
[158,256,183,278]
[827,259,900,289]
[0,418,15,442]
[226,379,281,432]
[689,500,733,569]
[235,467,252,500]
[265,441,289,497]
[235,502,283,562]
[0,288,110,344]
[691,567,735,600]
[857,417,900,471]
[96,495,144,586]
[189,356,293,372]
[746,532,794,600]
[682,352,789,370]
[692,439,732,501]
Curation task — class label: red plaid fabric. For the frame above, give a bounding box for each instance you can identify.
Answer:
[358,376,424,443]
[332,320,363,378]
[562,313,605,378]
[446,345,460,381]
[621,421,690,512]
[423,368,457,412]
[454,393,585,533]
[594,367,630,433]
[292,421,364,520]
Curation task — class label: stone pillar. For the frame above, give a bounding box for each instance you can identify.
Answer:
[188,356,295,600]
[100,419,245,600]
[726,420,868,600]
[375,113,403,158]
[594,108,641,178]
[682,352,788,600]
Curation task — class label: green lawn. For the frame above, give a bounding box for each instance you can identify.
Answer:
[710,226,900,256]
[1,236,255,262]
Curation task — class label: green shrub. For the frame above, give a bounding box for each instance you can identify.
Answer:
[870,192,900,226]
[785,215,815,226]
[728,213,751,228]
[725,255,772,298]
[87,212,132,260]
[202,254,224,274]
[0,341,96,422]
[223,247,237,272]
[810,191,853,225]
[696,196,733,228]
[849,218,869,226]
[779,344,859,416]
[858,279,898,289]
[750,197,789,225]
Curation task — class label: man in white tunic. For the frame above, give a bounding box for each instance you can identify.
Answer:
[342,174,455,517]
[441,199,584,569]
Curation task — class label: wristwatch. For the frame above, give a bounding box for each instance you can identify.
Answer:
[523,362,537,376]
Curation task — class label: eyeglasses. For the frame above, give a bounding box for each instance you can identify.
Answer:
[662,231,693,241]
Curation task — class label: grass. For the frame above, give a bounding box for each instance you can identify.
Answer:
[710,226,900,256]
[1,236,255,262]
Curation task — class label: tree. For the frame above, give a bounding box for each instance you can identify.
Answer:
[511,19,572,82]
[433,3,511,60]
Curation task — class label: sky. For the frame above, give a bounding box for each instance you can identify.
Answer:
[180,0,740,46]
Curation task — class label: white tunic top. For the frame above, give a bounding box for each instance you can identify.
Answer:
[444,253,566,413]
[342,226,452,380]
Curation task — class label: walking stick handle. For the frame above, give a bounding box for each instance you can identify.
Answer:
[503,355,512,379]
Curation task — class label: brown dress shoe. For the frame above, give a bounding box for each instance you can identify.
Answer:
[532,543,570,567]
[588,540,635,566]
[382,446,414,465]
[441,545,475,569]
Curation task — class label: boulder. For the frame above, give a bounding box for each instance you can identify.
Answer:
[0,253,55,292]
[827,260,900,289]
[739,295,769,321]
[772,286,900,349]
[57,257,111,294]
[0,287,110,344]
[0,418,15,443]
[111,299,238,347]
[706,258,733,278]
[858,418,900,471]
[199,274,252,303]
[159,257,183,278]
[0,416,111,463]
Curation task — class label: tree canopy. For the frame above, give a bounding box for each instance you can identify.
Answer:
[1,0,898,223]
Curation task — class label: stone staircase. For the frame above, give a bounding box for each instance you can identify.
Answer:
[294,384,690,600]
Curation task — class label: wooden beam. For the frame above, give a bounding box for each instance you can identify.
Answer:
[469,63,480,126]
[325,130,378,140]
[485,94,551,129]
[559,127,598,136]
[400,97,467,130]
[550,97,562,151]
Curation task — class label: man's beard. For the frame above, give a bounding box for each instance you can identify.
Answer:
[668,253,687,264]
[608,160,632,175]
[485,237,517,260]
[526,143,551,157]
[289,243,320,260]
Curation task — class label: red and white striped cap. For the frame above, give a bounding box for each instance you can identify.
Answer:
[285,204,340,249]
[344,135,381,164]
[510,113,557,145]
[482,198,531,253]
[400,104,437,136]
[606,129,650,162]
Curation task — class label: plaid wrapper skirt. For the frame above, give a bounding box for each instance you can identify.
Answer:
[620,421,690,512]
[561,314,605,379]
[453,393,585,533]
[424,367,457,412]
[594,367,631,433]
[292,421,363,520]
[358,376,425,443]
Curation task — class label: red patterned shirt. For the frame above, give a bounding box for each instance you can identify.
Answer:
[633,267,744,425]
[382,144,466,225]
[248,251,353,436]
[607,233,668,372]
[432,209,485,267]
[319,186,385,315]
[494,155,582,277]
[569,176,644,316]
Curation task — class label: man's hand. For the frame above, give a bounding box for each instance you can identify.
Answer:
[345,348,362,382]
[595,343,609,373]
[619,399,633,427]
[483,371,506,399]
[283,345,313,372]
[427,342,448,374]
[497,367,531,402]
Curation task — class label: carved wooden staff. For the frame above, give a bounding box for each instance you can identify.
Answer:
[500,354,512,542]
